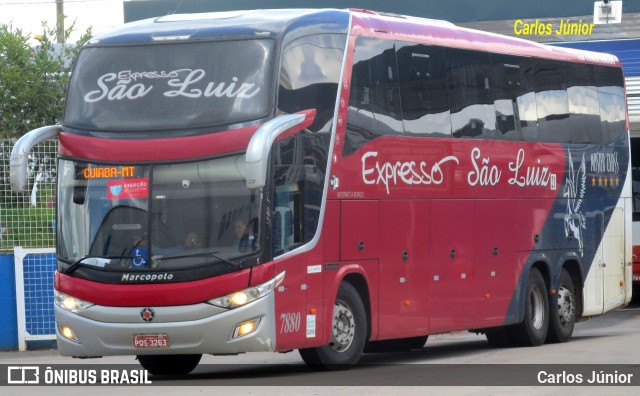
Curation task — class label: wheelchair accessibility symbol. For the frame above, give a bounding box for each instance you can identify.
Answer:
[131,247,148,268]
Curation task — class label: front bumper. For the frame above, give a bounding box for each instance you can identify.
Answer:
[55,292,277,357]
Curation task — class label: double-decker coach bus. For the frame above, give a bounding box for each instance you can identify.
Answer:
[11,9,631,374]
[631,137,640,286]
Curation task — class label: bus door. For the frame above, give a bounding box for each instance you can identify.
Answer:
[602,207,626,312]
[584,207,626,314]
[270,132,328,350]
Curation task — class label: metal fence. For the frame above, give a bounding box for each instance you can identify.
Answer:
[0,138,58,350]
[0,139,58,251]
[14,246,57,351]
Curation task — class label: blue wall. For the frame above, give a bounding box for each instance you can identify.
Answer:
[0,253,57,350]
[0,255,18,349]
[552,39,640,77]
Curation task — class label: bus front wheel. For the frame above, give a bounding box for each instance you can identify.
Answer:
[136,354,201,376]
[299,282,367,370]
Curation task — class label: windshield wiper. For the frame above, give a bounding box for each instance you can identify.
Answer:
[153,251,241,267]
[61,255,140,275]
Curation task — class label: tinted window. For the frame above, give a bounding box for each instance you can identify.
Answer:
[529,60,570,142]
[65,39,275,132]
[278,34,345,133]
[596,65,626,144]
[271,133,328,255]
[566,63,600,143]
[445,49,496,138]
[396,43,451,136]
[491,54,537,141]
[345,37,402,155]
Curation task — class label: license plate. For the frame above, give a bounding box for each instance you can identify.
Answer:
[633,275,640,282]
[133,334,169,349]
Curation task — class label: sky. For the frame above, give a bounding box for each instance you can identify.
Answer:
[0,0,124,44]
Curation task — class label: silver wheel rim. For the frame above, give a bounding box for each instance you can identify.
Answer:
[530,285,545,330]
[557,285,575,327]
[330,301,355,353]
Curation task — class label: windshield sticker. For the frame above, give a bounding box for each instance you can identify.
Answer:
[83,69,261,103]
[107,177,149,200]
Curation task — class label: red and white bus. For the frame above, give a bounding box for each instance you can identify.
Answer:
[11,9,631,374]
[631,137,640,286]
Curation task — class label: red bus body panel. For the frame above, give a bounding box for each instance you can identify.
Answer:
[52,9,629,356]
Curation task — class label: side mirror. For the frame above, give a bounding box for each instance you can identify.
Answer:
[10,125,61,192]
[245,110,315,189]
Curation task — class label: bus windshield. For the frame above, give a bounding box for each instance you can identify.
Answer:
[57,155,262,272]
[64,39,275,131]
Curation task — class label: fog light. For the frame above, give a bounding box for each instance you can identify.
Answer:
[58,324,79,343]
[232,318,260,339]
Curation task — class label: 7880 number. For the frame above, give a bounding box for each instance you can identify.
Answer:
[280,312,301,334]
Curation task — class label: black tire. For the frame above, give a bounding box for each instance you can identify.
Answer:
[299,282,367,370]
[485,327,514,348]
[136,354,202,376]
[547,269,576,343]
[511,267,548,346]
[364,336,428,353]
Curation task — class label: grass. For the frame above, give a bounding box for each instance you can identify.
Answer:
[0,207,56,251]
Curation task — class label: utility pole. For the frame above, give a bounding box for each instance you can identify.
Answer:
[56,0,64,43]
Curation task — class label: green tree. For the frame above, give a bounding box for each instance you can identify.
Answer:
[0,21,92,139]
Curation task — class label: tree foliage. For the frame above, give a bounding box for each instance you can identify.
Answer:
[0,21,92,138]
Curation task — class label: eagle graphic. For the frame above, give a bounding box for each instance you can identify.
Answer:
[563,150,587,256]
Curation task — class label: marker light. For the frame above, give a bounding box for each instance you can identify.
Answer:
[209,271,285,309]
[54,291,94,313]
[57,324,79,342]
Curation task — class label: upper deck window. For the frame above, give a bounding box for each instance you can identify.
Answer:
[64,39,275,132]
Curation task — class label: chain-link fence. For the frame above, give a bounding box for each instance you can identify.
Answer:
[0,139,57,252]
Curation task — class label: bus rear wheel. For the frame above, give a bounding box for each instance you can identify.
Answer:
[547,269,576,343]
[299,282,367,370]
[136,354,202,376]
[512,267,548,346]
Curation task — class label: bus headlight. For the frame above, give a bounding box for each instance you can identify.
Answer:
[54,291,94,313]
[209,271,285,309]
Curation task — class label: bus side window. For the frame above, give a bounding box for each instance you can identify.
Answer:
[567,62,600,144]
[529,60,570,143]
[278,33,345,134]
[344,37,403,156]
[445,48,496,139]
[271,134,326,256]
[491,54,536,141]
[396,43,451,137]
[596,65,626,145]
